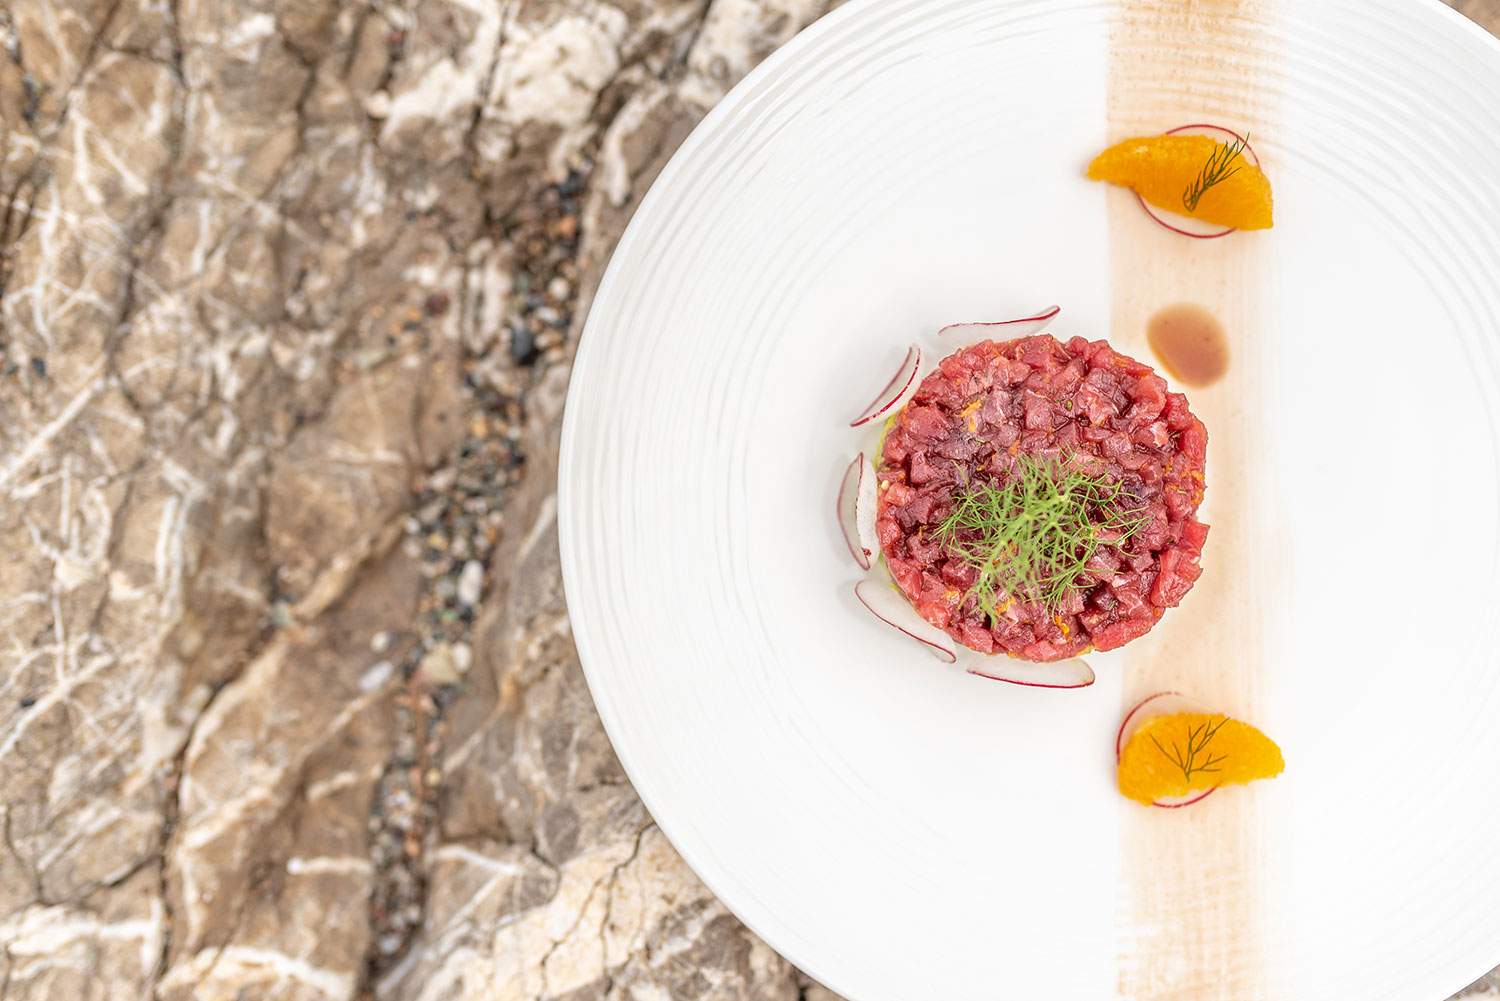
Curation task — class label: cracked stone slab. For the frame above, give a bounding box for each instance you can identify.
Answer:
[0,1,1496,1000]
[0,0,842,998]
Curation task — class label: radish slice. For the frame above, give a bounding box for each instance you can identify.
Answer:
[850,345,922,428]
[853,579,957,664]
[966,657,1094,689]
[1115,690,1211,758]
[1148,789,1217,809]
[1138,124,1262,240]
[1137,196,1236,240]
[836,454,876,570]
[1115,690,1219,809]
[938,305,1060,343]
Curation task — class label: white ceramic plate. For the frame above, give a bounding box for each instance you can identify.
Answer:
[559,2,1500,998]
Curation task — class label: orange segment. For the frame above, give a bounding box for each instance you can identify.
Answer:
[1087,135,1274,230]
[1117,711,1284,806]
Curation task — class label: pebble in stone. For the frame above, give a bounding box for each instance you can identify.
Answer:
[509,324,538,365]
[418,643,462,686]
[360,660,395,692]
[457,560,483,607]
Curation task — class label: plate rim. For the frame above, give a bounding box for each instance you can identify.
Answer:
[558,4,882,995]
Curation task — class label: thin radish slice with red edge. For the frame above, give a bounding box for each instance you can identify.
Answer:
[1147,788,1217,809]
[853,579,957,664]
[1115,690,1219,809]
[850,345,921,428]
[967,656,1094,689]
[1137,195,1237,240]
[1137,124,1262,240]
[1115,691,1212,758]
[836,454,876,570]
[938,305,1060,343]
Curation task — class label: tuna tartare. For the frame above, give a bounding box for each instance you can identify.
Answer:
[876,334,1209,662]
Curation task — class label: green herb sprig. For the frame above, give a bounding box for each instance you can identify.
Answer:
[1150,716,1230,783]
[933,455,1150,621]
[1182,133,1249,213]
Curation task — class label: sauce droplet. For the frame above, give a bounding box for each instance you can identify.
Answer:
[1146,303,1229,388]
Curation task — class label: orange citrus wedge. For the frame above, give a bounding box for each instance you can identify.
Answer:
[1087,134,1274,231]
[1117,710,1284,806]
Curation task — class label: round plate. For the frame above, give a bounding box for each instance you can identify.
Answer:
[559,2,1500,998]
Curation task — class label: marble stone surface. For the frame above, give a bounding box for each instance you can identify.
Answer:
[0,2,1495,999]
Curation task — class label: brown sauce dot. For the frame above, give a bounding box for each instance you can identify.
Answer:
[1146,303,1229,388]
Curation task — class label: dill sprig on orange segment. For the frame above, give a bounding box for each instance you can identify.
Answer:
[1182,131,1249,213]
[933,455,1150,620]
[1087,133,1274,230]
[1118,712,1284,806]
[1149,716,1229,783]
